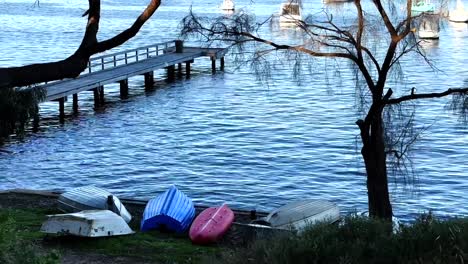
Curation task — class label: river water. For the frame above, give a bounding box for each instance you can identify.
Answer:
[0,0,467,221]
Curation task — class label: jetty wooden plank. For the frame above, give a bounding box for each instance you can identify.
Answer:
[31,41,226,102]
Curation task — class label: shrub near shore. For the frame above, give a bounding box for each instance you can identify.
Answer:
[209,214,468,264]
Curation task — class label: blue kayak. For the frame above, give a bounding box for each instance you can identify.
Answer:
[140,185,195,233]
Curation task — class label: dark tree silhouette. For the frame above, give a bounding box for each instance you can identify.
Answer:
[0,0,161,89]
[0,0,161,142]
[181,0,468,219]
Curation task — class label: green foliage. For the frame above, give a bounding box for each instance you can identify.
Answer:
[211,215,468,264]
[0,212,60,264]
[0,87,45,144]
[0,208,217,263]
[52,230,218,263]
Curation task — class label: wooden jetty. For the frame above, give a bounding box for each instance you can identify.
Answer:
[31,40,227,122]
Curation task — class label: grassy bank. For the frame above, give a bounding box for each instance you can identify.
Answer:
[209,214,468,264]
[2,207,468,264]
[0,208,218,263]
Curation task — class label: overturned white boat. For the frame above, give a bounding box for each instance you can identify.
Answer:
[253,200,340,232]
[40,210,134,237]
[58,185,132,223]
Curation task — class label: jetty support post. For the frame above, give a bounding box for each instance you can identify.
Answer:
[93,87,100,108]
[144,72,154,90]
[33,111,40,132]
[119,79,129,99]
[72,94,78,114]
[220,57,225,71]
[185,59,193,79]
[211,57,216,74]
[59,97,65,123]
[177,63,182,77]
[167,65,175,82]
[98,86,105,104]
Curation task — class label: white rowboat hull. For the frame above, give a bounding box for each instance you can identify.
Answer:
[40,210,134,237]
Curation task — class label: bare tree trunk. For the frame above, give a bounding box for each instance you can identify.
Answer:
[359,108,393,219]
[0,53,88,88]
[0,0,161,90]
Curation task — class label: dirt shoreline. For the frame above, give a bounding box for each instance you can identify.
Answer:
[0,188,267,223]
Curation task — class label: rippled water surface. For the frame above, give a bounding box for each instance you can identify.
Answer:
[0,0,467,221]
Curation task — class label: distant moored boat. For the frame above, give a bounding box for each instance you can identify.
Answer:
[220,0,235,11]
[279,1,302,24]
[141,185,195,233]
[418,13,440,39]
[449,0,468,22]
[412,0,436,15]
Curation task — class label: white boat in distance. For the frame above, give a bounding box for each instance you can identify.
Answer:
[220,0,235,11]
[449,0,468,22]
[418,13,440,39]
[253,199,340,232]
[41,210,134,237]
[279,1,303,24]
[58,185,132,223]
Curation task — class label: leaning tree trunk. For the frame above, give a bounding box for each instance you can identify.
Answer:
[358,106,393,220]
[0,0,161,90]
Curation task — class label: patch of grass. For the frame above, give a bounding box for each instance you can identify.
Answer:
[0,209,60,264]
[210,214,468,264]
[47,230,218,263]
[0,208,218,263]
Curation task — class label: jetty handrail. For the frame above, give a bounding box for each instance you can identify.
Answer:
[86,40,176,74]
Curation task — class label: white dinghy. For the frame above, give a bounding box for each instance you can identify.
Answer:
[40,210,134,237]
[253,199,340,232]
[58,185,132,223]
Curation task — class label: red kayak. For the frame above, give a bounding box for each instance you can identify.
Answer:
[189,204,235,244]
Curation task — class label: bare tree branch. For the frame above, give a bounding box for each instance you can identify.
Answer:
[372,0,397,37]
[0,0,161,89]
[385,87,468,105]
[93,0,161,53]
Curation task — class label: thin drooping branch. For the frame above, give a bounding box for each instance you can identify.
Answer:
[0,0,161,90]
[183,11,357,61]
[389,40,420,69]
[353,0,377,90]
[385,87,468,105]
[240,31,355,60]
[361,46,381,73]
